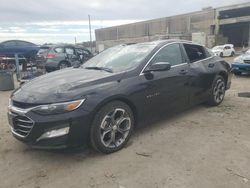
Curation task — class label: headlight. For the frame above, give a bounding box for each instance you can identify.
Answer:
[31,99,85,115]
[234,56,244,64]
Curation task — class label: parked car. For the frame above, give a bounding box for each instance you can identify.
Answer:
[0,40,39,60]
[231,49,250,75]
[0,40,39,71]
[35,45,52,68]
[212,44,235,57]
[42,44,93,72]
[8,40,232,153]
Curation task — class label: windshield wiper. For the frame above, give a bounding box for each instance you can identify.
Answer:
[85,66,113,73]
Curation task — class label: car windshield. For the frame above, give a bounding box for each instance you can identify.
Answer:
[83,43,156,73]
[212,46,223,50]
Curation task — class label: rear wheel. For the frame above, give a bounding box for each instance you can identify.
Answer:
[230,51,235,57]
[90,101,134,153]
[207,75,226,106]
[220,52,223,57]
[58,61,69,70]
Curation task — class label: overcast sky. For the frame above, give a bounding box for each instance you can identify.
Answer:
[0,0,249,44]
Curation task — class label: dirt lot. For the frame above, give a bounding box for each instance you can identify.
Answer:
[1,57,250,188]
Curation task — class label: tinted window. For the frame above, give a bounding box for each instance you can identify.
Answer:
[183,44,206,63]
[224,46,231,50]
[204,48,212,57]
[151,43,183,66]
[54,47,64,53]
[65,47,74,55]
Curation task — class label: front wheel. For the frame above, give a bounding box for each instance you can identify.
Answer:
[231,52,235,57]
[207,75,226,106]
[220,52,223,57]
[90,101,134,153]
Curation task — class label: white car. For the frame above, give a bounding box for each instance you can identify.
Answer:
[212,44,235,57]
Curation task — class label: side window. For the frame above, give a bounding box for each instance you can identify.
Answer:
[224,46,230,50]
[65,47,74,55]
[204,48,212,57]
[54,47,64,53]
[150,43,183,66]
[183,44,206,63]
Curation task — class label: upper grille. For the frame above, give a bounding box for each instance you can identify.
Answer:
[244,60,250,64]
[12,115,34,137]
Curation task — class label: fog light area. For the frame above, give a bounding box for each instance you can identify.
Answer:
[37,127,69,141]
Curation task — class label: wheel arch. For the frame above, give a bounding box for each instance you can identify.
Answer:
[218,71,228,84]
[59,60,71,67]
[92,96,139,127]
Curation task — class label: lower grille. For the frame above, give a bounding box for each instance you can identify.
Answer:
[13,115,34,137]
[244,60,250,64]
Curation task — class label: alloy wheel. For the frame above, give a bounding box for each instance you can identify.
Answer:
[213,78,225,104]
[99,108,131,148]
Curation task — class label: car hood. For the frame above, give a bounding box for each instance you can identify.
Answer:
[241,53,250,60]
[12,68,124,104]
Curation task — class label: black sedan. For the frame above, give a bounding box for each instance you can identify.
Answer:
[8,40,232,153]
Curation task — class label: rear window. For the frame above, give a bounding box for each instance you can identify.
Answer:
[183,44,207,63]
[54,47,64,53]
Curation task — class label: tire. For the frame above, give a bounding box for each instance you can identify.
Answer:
[58,61,69,70]
[8,63,16,72]
[220,52,223,57]
[230,52,235,57]
[207,75,226,106]
[90,101,134,154]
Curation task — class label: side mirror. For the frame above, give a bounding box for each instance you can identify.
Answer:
[144,62,171,73]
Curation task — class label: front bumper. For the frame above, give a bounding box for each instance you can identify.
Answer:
[8,106,93,149]
[231,63,250,73]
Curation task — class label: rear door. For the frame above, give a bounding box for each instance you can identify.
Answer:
[182,43,215,104]
[141,43,190,114]
[223,46,232,56]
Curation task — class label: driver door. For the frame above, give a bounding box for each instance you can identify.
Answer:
[141,43,190,115]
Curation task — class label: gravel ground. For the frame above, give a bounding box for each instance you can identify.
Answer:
[0,57,250,188]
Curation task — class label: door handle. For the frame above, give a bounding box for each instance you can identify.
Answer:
[179,69,188,75]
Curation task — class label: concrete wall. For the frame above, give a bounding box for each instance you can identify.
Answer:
[95,10,215,51]
[95,3,250,51]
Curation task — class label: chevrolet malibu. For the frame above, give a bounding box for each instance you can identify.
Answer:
[8,40,232,153]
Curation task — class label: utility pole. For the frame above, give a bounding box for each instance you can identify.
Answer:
[88,14,93,53]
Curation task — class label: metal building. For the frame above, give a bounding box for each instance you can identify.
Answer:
[95,2,250,52]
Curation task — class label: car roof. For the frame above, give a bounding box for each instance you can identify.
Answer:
[51,44,88,49]
[122,39,202,48]
[0,40,36,45]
